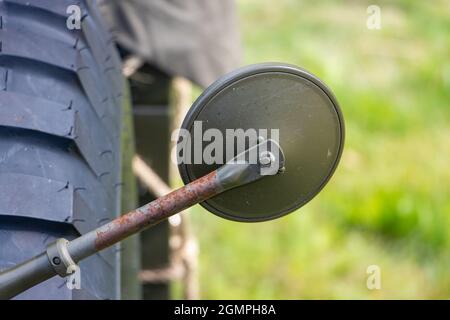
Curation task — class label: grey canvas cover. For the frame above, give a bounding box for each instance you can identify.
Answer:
[98,0,242,87]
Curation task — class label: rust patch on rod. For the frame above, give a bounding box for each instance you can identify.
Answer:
[95,170,221,251]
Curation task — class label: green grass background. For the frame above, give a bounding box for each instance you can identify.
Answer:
[184,0,449,299]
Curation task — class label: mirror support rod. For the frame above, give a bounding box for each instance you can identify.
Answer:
[0,139,285,299]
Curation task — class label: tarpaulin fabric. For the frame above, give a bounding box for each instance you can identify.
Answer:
[98,0,242,88]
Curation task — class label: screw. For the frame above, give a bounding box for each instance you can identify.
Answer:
[52,257,61,265]
[259,151,275,167]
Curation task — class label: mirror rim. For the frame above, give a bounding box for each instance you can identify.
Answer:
[178,62,345,222]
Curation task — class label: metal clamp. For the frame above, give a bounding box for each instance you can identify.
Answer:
[46,238,78,278]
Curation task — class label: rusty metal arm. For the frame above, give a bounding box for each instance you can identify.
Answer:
[0,139,285,299]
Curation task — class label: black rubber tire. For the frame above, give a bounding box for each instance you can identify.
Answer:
[0,0,124,299]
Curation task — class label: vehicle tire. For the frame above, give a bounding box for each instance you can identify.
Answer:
[0,0,124,299]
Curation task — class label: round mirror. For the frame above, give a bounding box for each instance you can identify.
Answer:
[178,63,345,222]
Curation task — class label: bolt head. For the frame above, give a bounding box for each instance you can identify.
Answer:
[259,151,275,167]
[259,156,271,166]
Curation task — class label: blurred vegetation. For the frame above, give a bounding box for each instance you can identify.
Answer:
[184,0,449,299]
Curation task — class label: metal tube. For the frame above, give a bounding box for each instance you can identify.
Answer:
[68,170,222,262]
[0,253,54,300]
[0,170,222,300]
[0,139,285,299]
